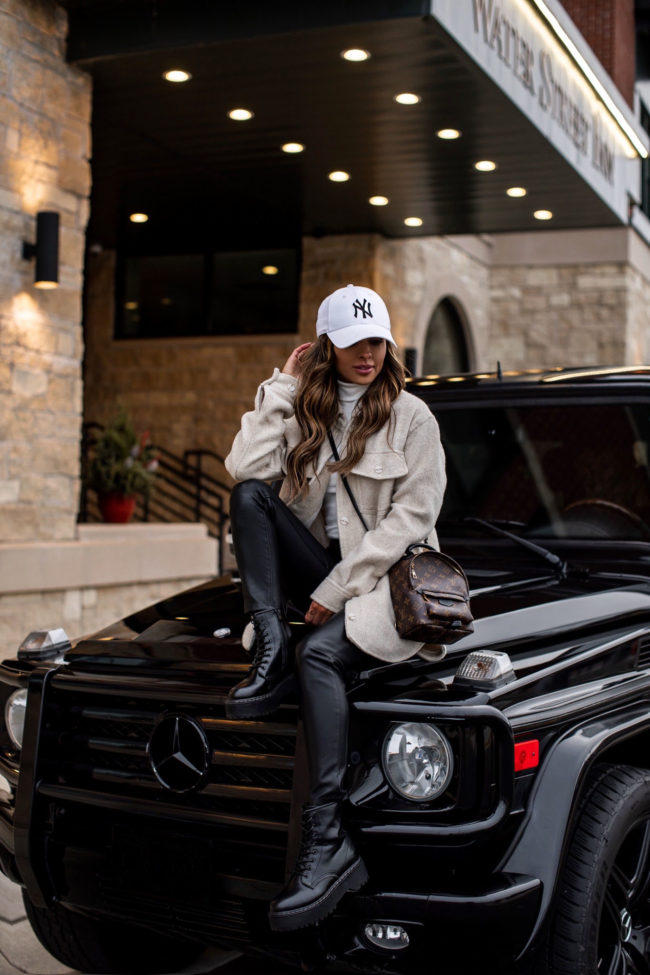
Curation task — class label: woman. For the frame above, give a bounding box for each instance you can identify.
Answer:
[224,284,446,932]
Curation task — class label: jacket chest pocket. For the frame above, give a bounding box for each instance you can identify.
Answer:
[349,450,408,480]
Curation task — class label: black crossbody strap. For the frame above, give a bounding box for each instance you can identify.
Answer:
[327,430,370,532]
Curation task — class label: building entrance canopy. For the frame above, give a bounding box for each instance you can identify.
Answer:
[60,0,649,251]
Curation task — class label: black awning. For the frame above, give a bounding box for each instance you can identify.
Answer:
[71,8,621,251]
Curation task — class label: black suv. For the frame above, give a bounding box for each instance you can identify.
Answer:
[2,367,650,975]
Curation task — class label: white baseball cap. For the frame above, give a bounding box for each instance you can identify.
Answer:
[316,284,396,349]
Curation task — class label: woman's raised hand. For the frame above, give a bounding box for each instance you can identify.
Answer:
[282,343,313,379]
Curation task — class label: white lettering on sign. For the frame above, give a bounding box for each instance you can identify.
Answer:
[473,0,535,93]
[539,51,589,155]
[472,0,614,183]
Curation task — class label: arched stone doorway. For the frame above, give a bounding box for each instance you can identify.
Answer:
[422,297,470,375]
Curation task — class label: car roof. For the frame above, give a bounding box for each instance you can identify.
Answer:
[406,365,650,393]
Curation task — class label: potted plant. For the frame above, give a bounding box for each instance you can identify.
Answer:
[86,408,158,523]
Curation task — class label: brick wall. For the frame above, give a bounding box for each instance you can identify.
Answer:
[0,0,91,541]
[83,234,490,467]
[83,237,380,468]
[562,0,635,106]
[83,250,298,469]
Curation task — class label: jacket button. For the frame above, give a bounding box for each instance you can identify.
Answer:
[340,517,349,525]
[348,613,356,621]
[288,384,296,392]
[374,466,383,473]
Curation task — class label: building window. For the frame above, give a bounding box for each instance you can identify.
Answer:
[117,248,299,339]
[641,102,650,218]
[422,297,470,375]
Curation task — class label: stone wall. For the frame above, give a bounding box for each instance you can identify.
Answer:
[376,235,491,370]
[488,228,650,370]
[626,264,650,365]
[0,576,210,650]
[0,0,91,541]
[0,522,218,647]
[489,264,629,367]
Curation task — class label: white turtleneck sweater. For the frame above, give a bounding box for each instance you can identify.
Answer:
[324,380,367,540]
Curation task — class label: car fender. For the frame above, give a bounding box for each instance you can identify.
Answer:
[500,701,650,958]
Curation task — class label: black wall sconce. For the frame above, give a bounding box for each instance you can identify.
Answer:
[22,211,60,289]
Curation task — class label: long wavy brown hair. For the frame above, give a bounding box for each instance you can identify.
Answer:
[284,336,406,500]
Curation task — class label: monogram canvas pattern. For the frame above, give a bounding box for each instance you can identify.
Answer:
[389,548,474,644]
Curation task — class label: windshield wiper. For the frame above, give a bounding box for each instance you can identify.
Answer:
[463,516,569,579]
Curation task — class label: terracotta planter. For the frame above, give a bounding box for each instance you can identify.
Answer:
[98,492,137,524]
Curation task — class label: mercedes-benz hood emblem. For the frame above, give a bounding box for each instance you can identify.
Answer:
[147,713,210,793]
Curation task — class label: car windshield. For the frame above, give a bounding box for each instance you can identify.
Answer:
[436,401,650,540]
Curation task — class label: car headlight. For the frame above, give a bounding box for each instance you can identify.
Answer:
[5,689,27,750]
[382,722,453,801]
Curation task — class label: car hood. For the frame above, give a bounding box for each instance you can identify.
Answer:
[64,568,650,671]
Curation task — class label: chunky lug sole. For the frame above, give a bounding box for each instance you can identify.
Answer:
[268,857,369,932]
[225,672,297,720]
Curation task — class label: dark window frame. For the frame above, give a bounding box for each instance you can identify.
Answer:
[113,244,301,340]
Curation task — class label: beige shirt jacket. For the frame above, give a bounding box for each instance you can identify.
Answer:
[225,369,448,663]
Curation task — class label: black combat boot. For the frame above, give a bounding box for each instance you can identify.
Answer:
[226,609,295,719]
[268,802,368,931]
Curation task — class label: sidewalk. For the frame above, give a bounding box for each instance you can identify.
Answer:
[0,873,243,975]
[0,873,72,975]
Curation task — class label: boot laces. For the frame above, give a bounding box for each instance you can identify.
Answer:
[250,615,275,669]
[293,809,318,877]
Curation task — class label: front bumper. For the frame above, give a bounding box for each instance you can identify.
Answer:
[335,874,541,969]
[3,660,541,971]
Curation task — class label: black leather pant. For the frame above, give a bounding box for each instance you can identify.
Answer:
[230,479,369,803]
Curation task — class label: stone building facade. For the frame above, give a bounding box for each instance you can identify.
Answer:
[82,227,650,469]
[0,0,90,544]
[0,0,218,648]
[1,0,650,649]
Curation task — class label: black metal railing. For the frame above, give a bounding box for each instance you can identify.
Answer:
[79,424,232,575]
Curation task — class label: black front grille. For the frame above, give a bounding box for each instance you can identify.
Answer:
[36,669,298,878]
[97,884,253,946]
[638,634,650,669]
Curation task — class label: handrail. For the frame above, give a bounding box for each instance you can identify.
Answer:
[79,423,232,575]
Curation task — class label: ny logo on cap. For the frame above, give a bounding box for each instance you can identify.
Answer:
[352,298,373,319]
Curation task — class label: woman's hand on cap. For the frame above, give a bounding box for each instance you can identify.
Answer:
[282,343,313,379]
[305,600,334,626]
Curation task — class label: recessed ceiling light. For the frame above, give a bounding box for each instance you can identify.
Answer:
[404,217,423,227]
[341,48,370,61]
[437,128,461,140]
[228,108,254,121]
[369,195,389,206]
[163,69,191,83]
[506,186,527,197]
[282,142,305,153]
[534,209,553,220]
[262,265,279,275]
[475,160,497,171]
[124,301,139,310]
[129,213,149,223]
[395,93,421,105]
[328,171,350,182]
